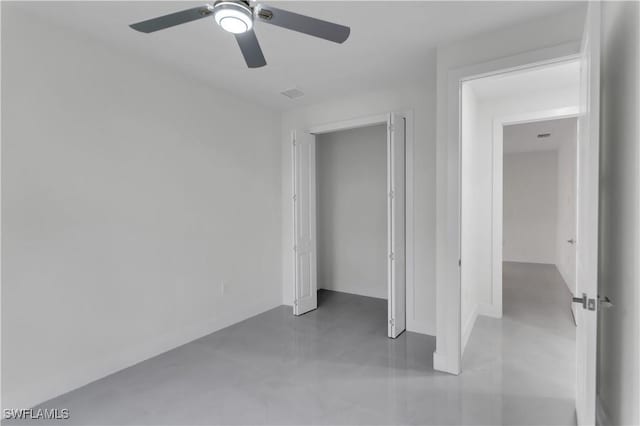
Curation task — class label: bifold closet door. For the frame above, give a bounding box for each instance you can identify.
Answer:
[292,130,317,316]
[387,113,406,338]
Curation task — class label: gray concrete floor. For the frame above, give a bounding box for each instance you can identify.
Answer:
[7,262,575,425]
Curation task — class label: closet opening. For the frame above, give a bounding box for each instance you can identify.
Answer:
[291,113,408,338]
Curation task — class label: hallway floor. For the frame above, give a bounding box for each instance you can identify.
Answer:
[460,261,576,425]
[7,265,575,425]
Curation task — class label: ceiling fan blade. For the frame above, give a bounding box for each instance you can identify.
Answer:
[256,5,350,44]
[130,5,213,33]
[235,30,267,68]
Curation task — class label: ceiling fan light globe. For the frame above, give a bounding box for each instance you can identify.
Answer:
[219,16,249,33]
[213,2,253,34]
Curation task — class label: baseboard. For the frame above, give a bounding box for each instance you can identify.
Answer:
[478,303,502,319]
[433,351,460,375]
[317,288,387,301]
[2,298,281,414]
[461,304,479,352]
[502,260,555,265]
[407,319,435,336]
[596,395,611,426]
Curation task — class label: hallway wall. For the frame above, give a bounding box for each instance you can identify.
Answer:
[460,83,486,351]
[503,151,558,264]
[555,119,578,293]
[502,118,578,274]
[316,125,387,299]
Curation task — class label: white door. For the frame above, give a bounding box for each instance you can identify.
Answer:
[387,113,406,338]
[293,130,317,316]
[574,3,600,425]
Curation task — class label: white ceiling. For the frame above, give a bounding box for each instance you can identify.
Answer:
[504,117,577,153]
[14,1,583,110]
[468,59,581,102]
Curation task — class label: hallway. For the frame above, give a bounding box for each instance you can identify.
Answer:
[462,261,576,425]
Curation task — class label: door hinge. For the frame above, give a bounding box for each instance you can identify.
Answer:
[389,318,395,327]
[293,194,297,202]
[388,123,395,132]
[388,190,395,199]
[389,252,395,261]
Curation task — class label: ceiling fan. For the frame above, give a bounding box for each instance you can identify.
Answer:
[130,1,350,68]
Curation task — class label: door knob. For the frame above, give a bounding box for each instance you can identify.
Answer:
[567,239,575,244]
[573,293,596,311]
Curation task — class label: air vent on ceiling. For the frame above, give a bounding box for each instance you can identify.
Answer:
[537,133,551,138]
[281,88,304,99]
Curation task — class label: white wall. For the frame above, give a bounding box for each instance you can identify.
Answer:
[503,150,558,263]
[555,119,577,294]
[460,84,486,351]
[1,6,282,410]
[598,2,640,425]
[316,125,387,299]
[281,64,437,335]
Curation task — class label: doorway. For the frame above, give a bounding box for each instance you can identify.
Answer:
[442,5,601,423]
[316,124,387,300]
[501,117,579,320]
[459,60,581,352]
[291,112,408,339]
[460,114,580,425]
